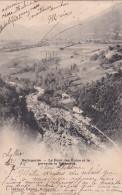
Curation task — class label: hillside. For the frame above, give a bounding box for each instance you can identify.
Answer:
[0,77,43,139]
[53,3,122,41]
[0,74,118,155]
[75,70,122,143]
[1,3,122,43]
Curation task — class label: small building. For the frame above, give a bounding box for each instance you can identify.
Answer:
[60,93,75,110]
[8,81,17,87]
[73,106,83,114]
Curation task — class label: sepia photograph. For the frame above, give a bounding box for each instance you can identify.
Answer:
[0,1,122,194]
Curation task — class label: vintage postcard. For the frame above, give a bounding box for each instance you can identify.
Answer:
[0,0,122,194]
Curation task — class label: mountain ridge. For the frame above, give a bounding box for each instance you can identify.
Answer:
[1,2,122,42]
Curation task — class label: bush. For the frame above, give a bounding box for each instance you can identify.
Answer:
[90,53,98,61]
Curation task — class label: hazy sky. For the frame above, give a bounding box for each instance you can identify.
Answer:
[0,1,119,27]
[0,1,120,41]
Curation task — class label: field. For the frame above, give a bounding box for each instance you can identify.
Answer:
[0,42,118,85]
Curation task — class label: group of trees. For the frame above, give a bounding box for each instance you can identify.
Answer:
[74,70,122,142]
[0,77,20,120]
[0,76,43,138]
[91,45,122,69]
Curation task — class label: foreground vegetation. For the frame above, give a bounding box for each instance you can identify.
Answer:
[0,44,122,144]
[75,70,122,142]
[0,76,43,138]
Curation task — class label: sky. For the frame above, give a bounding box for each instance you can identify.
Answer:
[0,1,120,40]
[0,1,120,26]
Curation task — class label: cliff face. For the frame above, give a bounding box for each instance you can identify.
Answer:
[26,91,115,155]
[0,75,118,156]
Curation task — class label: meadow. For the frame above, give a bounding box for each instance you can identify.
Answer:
[0,42,117,86]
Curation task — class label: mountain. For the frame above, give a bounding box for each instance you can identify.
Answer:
[51,2,122,41]
[0,3,122,43]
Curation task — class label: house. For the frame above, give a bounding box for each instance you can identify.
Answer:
[60,93,75,110]
[7,81,17,87]
[73,106,83,114]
